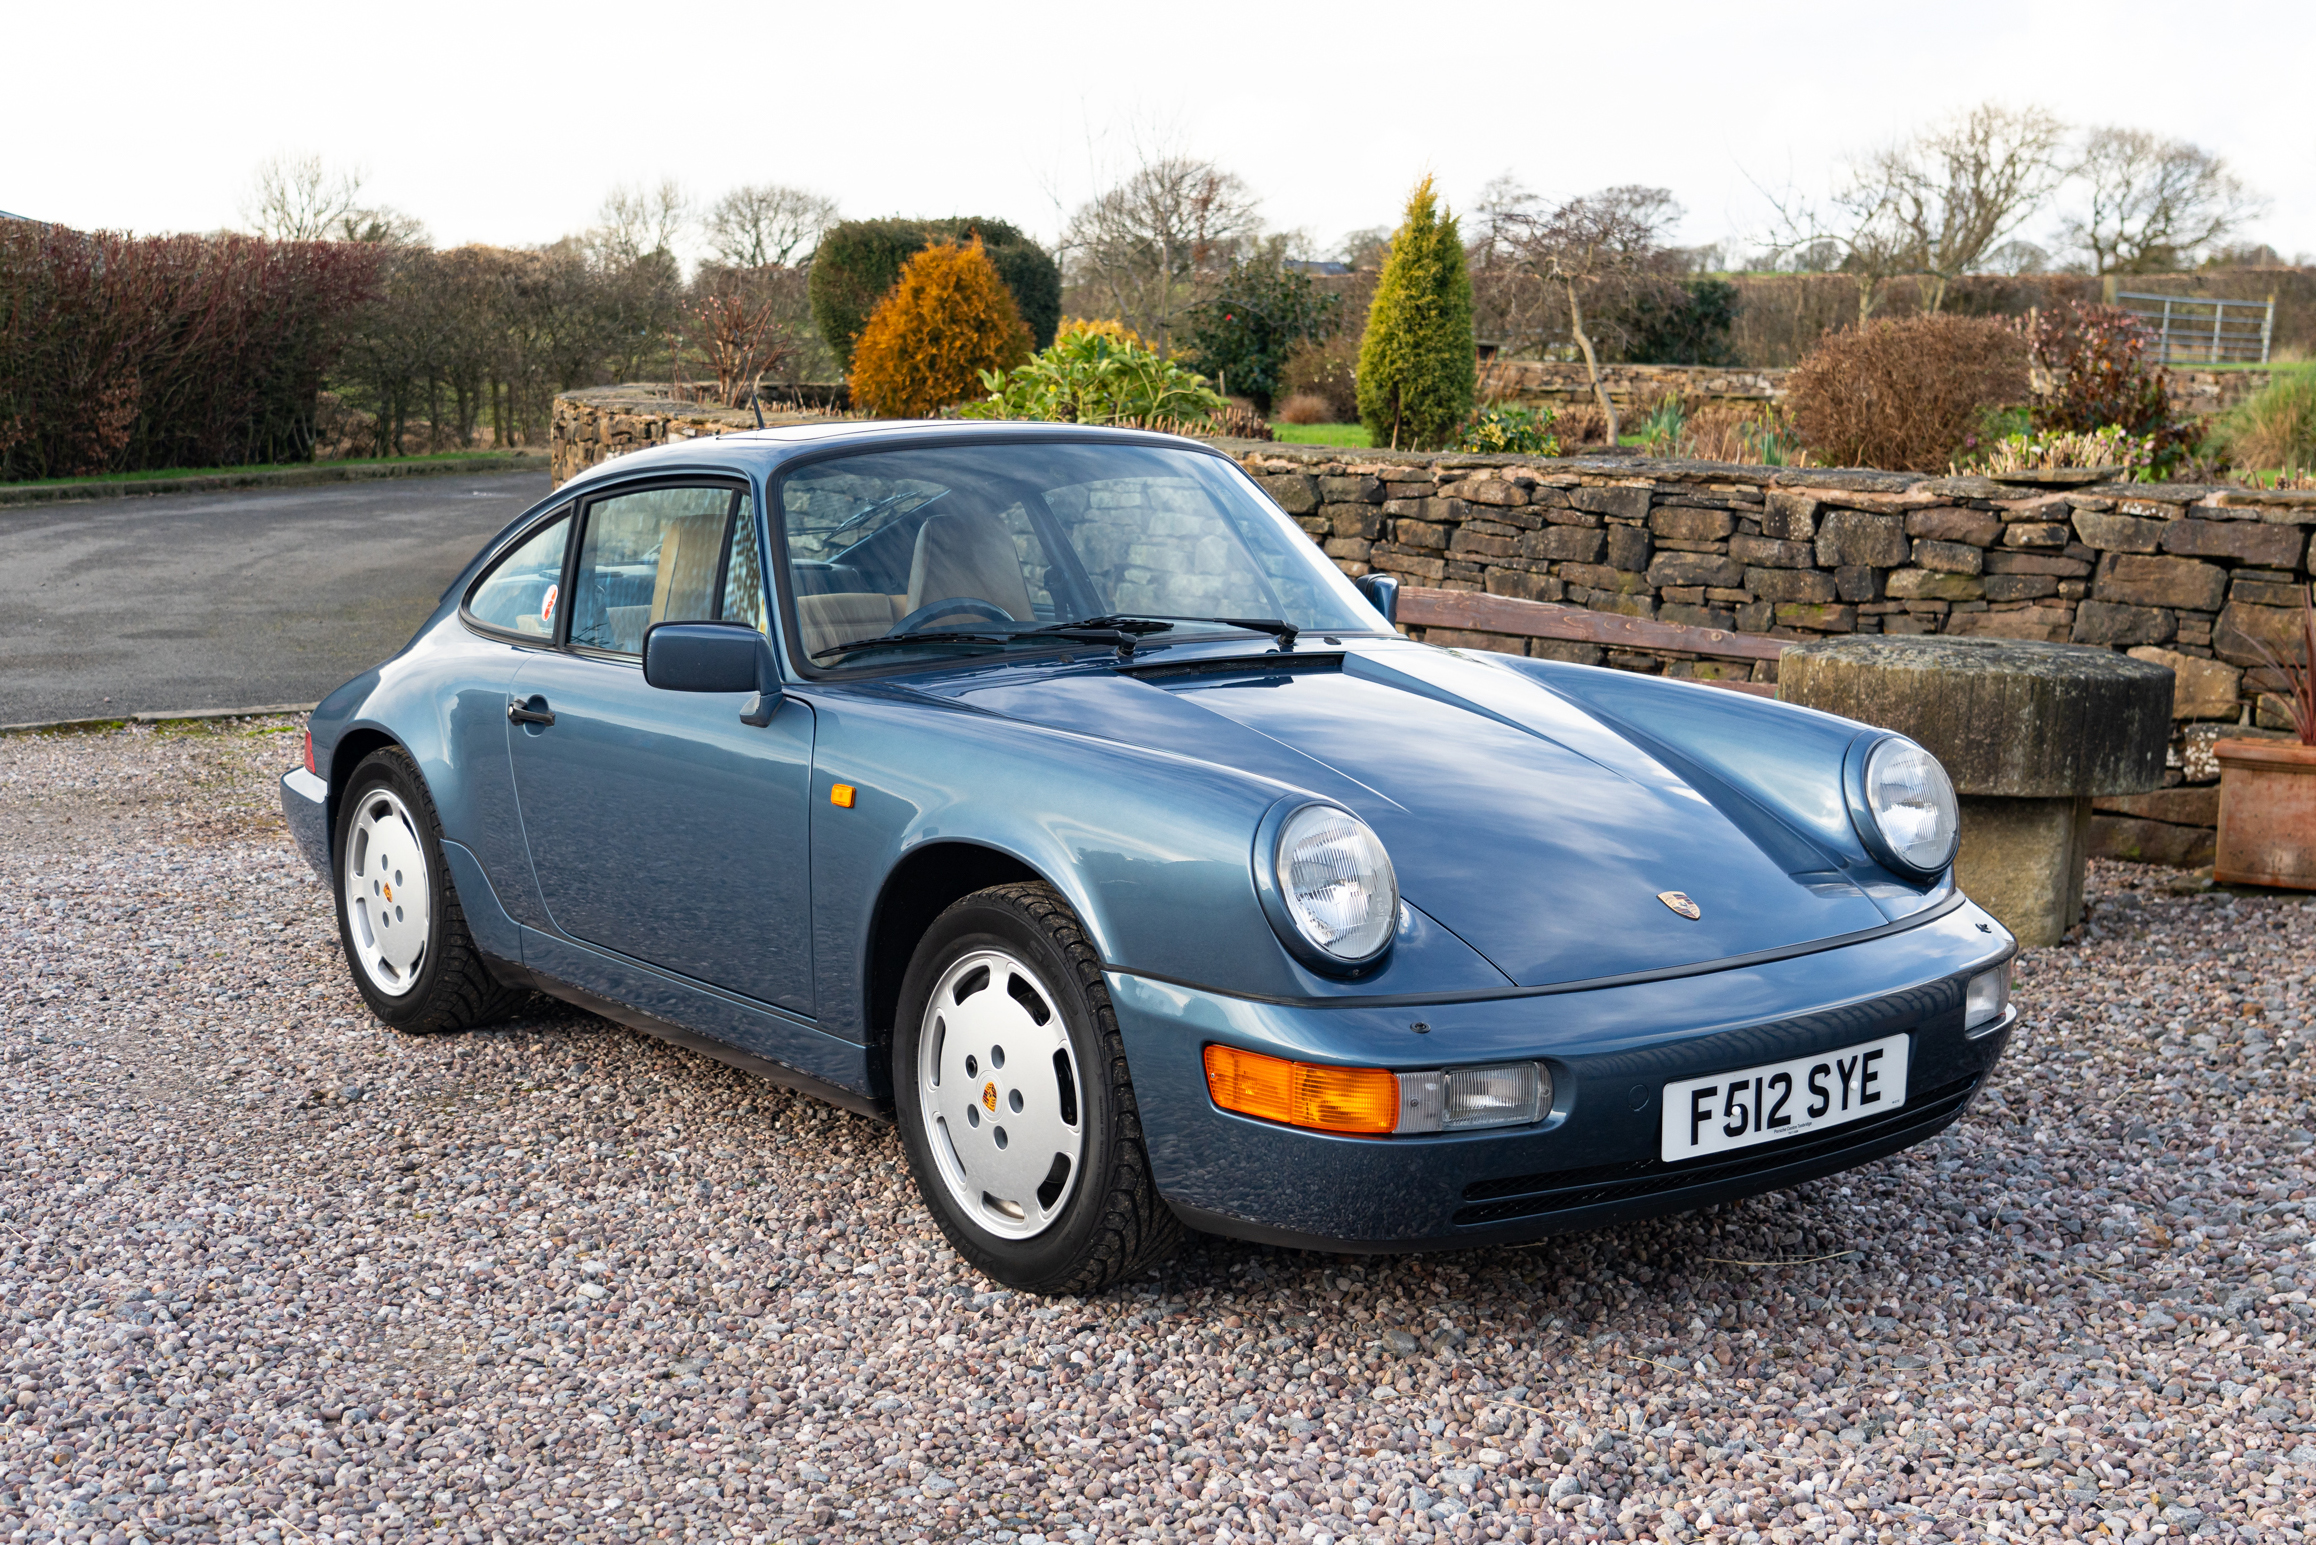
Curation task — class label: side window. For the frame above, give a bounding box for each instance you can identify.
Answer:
[569,486,740,656]
[466,514,571,637]
[721,495,767,634]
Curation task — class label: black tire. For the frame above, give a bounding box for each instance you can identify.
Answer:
[892,882,1181,1295]
[334,746,529,1033]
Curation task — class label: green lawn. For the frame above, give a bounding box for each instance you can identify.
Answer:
[4,449,536,490]
[1268,422,1372,448]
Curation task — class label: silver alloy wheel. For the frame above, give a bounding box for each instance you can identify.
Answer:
[915,947,1085,1241]
[344,787,432,997]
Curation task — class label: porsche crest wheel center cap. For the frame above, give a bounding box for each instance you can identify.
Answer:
[1658,890,1702,920]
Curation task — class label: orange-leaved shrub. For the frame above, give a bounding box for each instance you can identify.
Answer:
[847,240,1031,419]
[1786,315,2029,472]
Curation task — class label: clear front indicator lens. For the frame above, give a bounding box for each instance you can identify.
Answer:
[1965,962,2011,1032]
[1205,1046,1549,1136]
[1865,737,1959,873]
[1277,804,1398,962]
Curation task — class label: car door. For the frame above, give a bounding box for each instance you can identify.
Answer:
[507,477,816,1015]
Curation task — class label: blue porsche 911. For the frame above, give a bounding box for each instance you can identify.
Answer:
[282,422,2016,1294]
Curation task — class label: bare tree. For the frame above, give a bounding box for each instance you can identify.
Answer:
[1869,103,2069,312]
[591,180,689,269]
[1062,156,1261,352]
[703,184,838,268]
[1755,169,1912,327]
[243,154,368,242]
[335,206,431,247]
[1337,227,1393,272]
[2060,128,2266,274]
[1465,176,1554,357]
[1489,184,1681,443]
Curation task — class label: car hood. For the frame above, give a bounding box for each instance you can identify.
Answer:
[948,645,1904,989]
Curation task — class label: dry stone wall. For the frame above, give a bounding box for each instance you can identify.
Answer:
[1471,360,2281,419]
[1231,444,2316,715]
[552,386,843,485]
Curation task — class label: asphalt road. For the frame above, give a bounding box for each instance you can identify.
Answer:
[0,470,553,725]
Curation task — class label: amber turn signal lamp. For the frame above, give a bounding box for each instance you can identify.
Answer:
[1202,1045,1399,1135]
[830,783,856,808]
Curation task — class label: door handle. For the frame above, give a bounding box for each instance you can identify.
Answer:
[508,695,556,727]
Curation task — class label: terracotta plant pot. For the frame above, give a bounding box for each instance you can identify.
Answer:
[2213,739,2316,888]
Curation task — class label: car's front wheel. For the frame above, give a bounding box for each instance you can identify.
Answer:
[334,746,529,1033]
[893,883,1180,1295]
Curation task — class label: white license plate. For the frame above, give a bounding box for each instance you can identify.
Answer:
[1659,1033,1911,1164]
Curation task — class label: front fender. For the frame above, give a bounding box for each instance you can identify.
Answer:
[804,687,1514,1037]
[1491,653,1948,913]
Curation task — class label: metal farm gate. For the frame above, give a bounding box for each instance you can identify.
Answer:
[2111,290,2277,365]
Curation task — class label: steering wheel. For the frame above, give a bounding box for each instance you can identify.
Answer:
[895,596,1015,633]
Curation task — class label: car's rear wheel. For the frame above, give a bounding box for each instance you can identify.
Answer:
[893,883,1181,1295]
[335,746,529,1033]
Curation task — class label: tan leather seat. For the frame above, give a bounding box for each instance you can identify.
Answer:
[795,592,903,657]
[905,511,1034,622]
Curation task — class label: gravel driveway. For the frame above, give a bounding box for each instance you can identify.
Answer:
[3,721,2313,1545]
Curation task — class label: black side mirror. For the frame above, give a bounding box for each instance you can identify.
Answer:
[1355,572,1400,626]
[642,622,781,724]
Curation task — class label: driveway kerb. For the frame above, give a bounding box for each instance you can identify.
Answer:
[0,451,548,509]
[0,703,316,736]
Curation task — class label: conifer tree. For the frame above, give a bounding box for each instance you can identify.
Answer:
[1356,177,1476,450]
[848,240,1032,419]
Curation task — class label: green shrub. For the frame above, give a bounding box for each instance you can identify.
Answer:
[808,217,1059,369]
[2215,366,2316,476]
[1458,404,1559,455]
[1357,177,1476,451]
[1173,259,1340,414]
[1619,277,1739,365]
[960,322,1225,426]
[847,241,1032,419]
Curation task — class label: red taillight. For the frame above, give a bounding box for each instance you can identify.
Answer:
[303,730,317,776]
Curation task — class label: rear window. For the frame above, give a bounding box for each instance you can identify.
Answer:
[466,515,571,637]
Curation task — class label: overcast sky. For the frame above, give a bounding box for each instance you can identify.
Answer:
[10,0,2311,269]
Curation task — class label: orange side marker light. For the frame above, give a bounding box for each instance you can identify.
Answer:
[830,783,857,808]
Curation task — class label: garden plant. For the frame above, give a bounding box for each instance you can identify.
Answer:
[1785,314,2029,472]
[809,217,1059,371]
[960,319,1225,427]
[1356,178,1476,451]
[1173,258,1340,415]
[846,240,1033,420]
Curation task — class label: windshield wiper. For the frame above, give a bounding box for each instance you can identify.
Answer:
[811,622,1145,661]
[1078,614,1299,648]
[811,613,1293,664]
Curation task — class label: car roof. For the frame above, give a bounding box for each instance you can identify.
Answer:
[557,419,1234,493]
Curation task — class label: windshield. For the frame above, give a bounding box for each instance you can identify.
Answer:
[772,440,1384,668]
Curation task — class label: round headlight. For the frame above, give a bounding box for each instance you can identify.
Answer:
[1861,736,1959,875]
[1273,804,1399,966]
